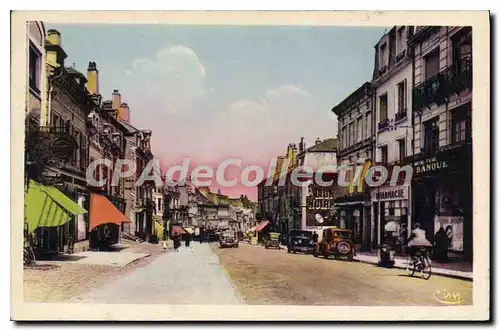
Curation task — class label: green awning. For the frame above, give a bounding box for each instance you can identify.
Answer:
[24,180,87,233]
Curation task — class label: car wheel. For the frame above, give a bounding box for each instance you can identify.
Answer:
[336,241,352,256]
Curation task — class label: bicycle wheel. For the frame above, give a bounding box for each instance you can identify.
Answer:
[421,256,432,280]
[24,247,35,266]
[406,256,416,276]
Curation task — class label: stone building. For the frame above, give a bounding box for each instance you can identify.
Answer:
[332,82,375,252]
[406,26,472,260]
[257,138,337,239]
[370,26,415,253]
[41,29,93,252]
[26,21,48,127]
[133,129,155,239]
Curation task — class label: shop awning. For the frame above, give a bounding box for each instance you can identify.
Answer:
[171,225,186,235]
[255,220,270,232]
[183,227,195,234]
[89,193,131,231]
[25,180,87,233]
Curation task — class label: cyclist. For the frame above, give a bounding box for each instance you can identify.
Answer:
[407,222,433,266]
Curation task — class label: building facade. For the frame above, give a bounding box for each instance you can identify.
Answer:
[370,26,415,253]
[406,26,473,260]
[332,82,375,252]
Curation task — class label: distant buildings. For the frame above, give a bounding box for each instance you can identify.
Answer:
[258,137,338,238]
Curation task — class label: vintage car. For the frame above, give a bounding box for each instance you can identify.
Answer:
[264,232,281,249]
[313,227,355,260]
[219,230,239,248]
[287,229,314,254]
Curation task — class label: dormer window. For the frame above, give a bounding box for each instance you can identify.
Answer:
[379,42,387,67]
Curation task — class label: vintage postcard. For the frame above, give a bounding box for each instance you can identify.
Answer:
[11,11,490,321]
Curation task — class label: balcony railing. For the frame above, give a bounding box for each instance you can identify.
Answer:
[378,118,390,131]
[395,108,407,122]
[395,50,407,63]
[413,58,472,112]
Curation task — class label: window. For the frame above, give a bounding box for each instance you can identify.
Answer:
[348,122,354,147]
[452,105,471,143]
[397,27,405,54]
[29,44,41,93]
[397,79,407,113]
[424,48,440,79]
[73,130,80,167]
[379,94,388,122]
[379,145,388,165]
[423,118,439,156]
[398,139,406,163]
[379,42,387,66]
[341,126,346,149]
[357,117,363,142]
[158,198,162,212]
[365,112,372,139]
[452,27,472,72]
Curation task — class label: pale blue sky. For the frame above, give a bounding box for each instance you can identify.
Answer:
[47,24,387,177]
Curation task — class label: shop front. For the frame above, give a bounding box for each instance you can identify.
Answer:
[410,142,472,260]
[371,184,409,254]
[333,161,373,252]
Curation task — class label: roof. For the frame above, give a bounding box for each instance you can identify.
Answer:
[65,66,87,81]
[117,118,139,134]
[306,138,337,153]
[331,82,372,116]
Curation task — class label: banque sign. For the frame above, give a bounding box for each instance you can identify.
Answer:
[414,156,449,175]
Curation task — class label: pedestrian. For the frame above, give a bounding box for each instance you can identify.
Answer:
[172,233,181,252]
[185,232,191,249]
[433,226,449,263]
[312,231,319,243]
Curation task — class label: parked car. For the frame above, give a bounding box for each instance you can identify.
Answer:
[219,230,239,248]
[313,227,355,261]
[264,232,281,249]
[287,229,314,254]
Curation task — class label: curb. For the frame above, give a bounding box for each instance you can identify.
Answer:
[208,243,247,305]
[354,257,473,281]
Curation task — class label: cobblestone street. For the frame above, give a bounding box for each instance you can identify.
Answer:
[213,243,473,306]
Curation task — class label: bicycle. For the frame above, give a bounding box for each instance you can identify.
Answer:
[23,241,36,266]
[406,246,432,280]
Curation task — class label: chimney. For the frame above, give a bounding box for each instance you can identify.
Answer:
[118,102,130,123]
[112,89,121,110]
[315,137,322,145]
[47,29,61,46]
[299,137,305,153]
[87,61,99,95]
[46,29,67,68]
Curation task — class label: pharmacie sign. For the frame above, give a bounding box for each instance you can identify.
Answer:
[414,157,449,175]
[371,186,408,201]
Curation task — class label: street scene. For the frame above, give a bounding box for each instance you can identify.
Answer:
[21,20,475,310]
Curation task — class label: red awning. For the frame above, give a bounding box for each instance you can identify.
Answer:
[89,193,131,231]
[171,225,186,235]
[255,220,270,232]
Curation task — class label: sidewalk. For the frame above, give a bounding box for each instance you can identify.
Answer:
[72,242,244,304]
[355,252,473,281]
